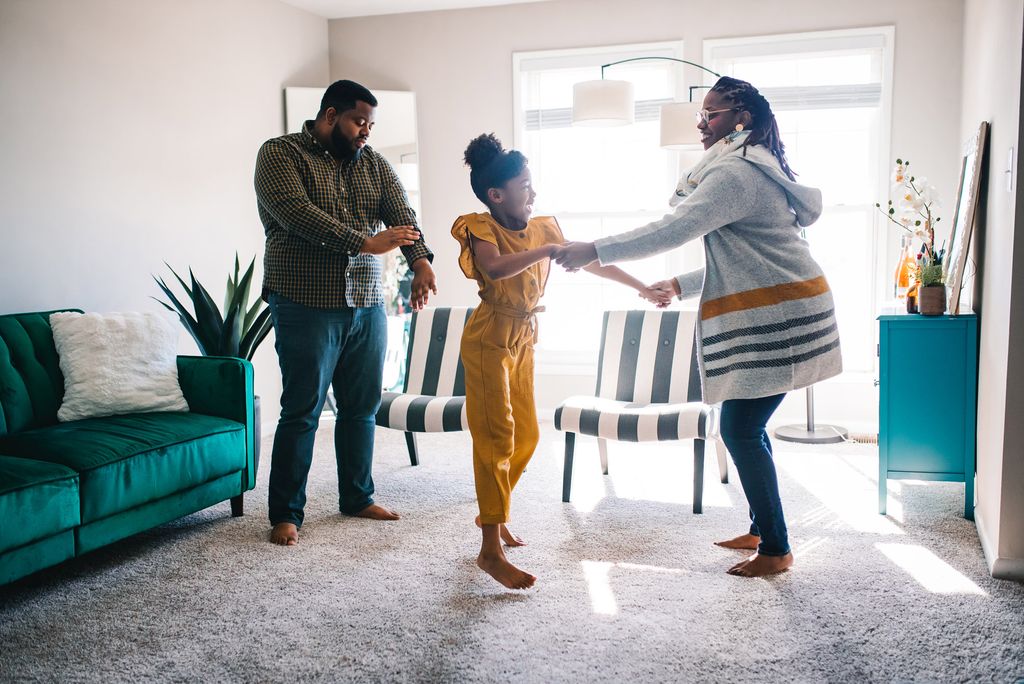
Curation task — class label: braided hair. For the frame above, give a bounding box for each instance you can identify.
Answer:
[463,133,528,205]
[710,76,796,181]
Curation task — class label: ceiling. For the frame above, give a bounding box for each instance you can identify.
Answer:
[278,0,551,19]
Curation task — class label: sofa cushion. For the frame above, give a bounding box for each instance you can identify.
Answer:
[49,311,189,422]
[0,412,245,523]
[0,455,80,554]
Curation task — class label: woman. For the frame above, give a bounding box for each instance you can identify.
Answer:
[555,76,842,577]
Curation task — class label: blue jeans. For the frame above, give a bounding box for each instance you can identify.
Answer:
[720,393,790,557]
[267,293,387,526]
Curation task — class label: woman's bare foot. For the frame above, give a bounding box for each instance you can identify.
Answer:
[475,516,526,547]
[714,533,760,550]
[351,503,400,520]
[269,522,298,546]
[727,552,793,577]
[477,552,536,589]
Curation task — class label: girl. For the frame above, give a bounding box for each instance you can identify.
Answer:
[556,77,842,577]
[453,133,667,589]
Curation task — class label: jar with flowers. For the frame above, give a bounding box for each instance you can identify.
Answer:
[876,158,947,315]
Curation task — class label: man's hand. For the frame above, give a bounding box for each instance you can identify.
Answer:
[361,226,420,255]
[409,258,437,311]
[554,241,599,272]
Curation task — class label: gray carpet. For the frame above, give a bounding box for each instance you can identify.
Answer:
[1,422,1022,683]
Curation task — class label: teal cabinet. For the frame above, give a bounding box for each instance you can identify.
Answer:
[877,312,978,519]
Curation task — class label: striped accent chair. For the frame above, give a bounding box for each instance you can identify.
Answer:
[554,309,729,513]
[375,307,473,466]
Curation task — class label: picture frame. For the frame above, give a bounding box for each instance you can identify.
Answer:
[944,121,989,315]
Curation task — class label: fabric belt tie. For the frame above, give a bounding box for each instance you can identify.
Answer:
[481,300,545,342]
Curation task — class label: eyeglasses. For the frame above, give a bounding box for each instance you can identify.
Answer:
[695,107,739,125]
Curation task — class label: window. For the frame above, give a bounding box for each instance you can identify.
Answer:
[513,42,702,372]
[705,27,895,374]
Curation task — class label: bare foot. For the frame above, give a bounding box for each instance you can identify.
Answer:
[351,503,400,520]
[269,522,298,546]
[477,552,536,590]
[475,516,526,547]
[727,552,794,577]
[714,533,760,550]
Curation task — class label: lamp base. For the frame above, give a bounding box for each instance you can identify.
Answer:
[773,424,848,444]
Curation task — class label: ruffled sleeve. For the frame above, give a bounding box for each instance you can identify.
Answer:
[451,213,498,280]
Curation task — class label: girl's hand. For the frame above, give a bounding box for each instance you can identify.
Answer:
[640,279,679,308]
[548,243,565,261]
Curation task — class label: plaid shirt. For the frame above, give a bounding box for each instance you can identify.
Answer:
[254,121,432,308]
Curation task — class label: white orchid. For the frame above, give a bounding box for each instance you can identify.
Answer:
[876,158,943,269]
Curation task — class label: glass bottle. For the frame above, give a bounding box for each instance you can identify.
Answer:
[894,235,915,300]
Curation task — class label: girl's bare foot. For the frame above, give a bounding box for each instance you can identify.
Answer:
[475,516,526,547]
[269,522,298,546]
[477,552,536,589]
[727,552,793,577]
[714,533,760,550]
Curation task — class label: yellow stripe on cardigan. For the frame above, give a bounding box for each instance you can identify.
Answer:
[701,276,831,320]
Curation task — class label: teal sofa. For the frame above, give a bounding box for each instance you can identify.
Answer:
[0,310,257,586]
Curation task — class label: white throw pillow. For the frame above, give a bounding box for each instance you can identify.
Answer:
[50,311,190,422]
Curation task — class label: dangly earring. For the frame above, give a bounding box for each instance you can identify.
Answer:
[735,123,744,132]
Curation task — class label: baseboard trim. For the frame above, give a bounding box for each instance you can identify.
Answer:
[975,505,1024,581]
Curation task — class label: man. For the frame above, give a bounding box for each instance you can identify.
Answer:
[255,79,437,546]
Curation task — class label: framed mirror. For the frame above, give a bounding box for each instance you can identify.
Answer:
[944,121,988,315]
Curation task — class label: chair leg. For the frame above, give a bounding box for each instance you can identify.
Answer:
[230,494,244,517]
[598,438,609,475]
[716,436,729,483]
[405,432,419,466]
[692,439,706,514]
[562,432,576,502]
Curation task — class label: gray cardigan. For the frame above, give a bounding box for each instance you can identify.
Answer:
[594,146,842,404]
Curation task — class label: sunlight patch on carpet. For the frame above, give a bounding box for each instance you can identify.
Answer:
[876,543,987,595]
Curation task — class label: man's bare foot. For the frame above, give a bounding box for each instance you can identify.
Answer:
[477,552,536,590]
[475,516,526,547]
[270,522,298,546]
[727,552,793,577]
[351,503,400,520]
[714,533,760,550]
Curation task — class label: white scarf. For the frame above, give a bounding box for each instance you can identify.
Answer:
[668,129,751,207]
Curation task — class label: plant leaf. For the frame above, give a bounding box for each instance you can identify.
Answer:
[219,258,257,356]
[239,307,273,360]
[151,278,207,354]
[189,269,225,354]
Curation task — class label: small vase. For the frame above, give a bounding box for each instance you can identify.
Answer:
[918,284,946,316]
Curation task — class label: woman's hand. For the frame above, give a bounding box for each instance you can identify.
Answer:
[642,279,680,308]
[554,241,598,271]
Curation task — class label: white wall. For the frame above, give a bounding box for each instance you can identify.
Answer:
[326,0,965,433]
[0,0,331,426]
[961,0,1024,580]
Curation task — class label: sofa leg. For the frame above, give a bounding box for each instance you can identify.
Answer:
[230,494,244,517]
[562,432,576,503]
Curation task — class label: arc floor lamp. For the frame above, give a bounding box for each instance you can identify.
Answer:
[571,56,721,148]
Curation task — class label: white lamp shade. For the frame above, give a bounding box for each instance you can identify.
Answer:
[572,79,634,126]
[659,101,703,149]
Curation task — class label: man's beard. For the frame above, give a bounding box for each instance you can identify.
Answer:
[331,125,362,161]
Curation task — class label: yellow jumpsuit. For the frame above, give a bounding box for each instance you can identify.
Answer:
[451,212,563,525]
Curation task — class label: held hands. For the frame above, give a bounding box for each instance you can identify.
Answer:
[641,279,680,308]
[552,241,599,272]
[361,225,420,255]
